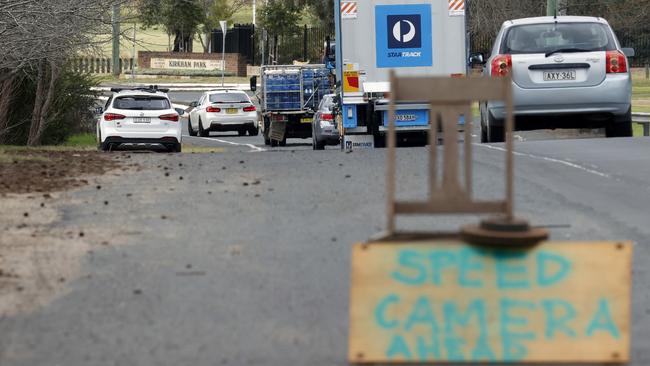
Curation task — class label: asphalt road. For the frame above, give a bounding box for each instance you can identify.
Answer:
[1,115,649,364]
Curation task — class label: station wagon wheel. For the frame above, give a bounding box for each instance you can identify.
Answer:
[188,116,197,137]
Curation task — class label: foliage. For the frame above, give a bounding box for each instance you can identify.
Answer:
[258,1,301,36]
[1,70,99,146]
[138,0,205,52]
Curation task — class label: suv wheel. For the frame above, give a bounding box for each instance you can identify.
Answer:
[248,126,259,136]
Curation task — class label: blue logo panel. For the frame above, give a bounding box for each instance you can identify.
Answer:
[382,110,429,127]
[375,4,432,68]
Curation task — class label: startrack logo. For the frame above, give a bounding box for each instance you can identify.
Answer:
[387,15,421,49]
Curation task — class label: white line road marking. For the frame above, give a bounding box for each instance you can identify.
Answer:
[475,143,612,179]
[188,136,266,153]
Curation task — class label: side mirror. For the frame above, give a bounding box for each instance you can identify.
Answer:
[250,76,258,92]
[189,101,199,108]
[468,52,486,67]
[95,107,104,115]
[175,108,186,117]
[622,48,635,58]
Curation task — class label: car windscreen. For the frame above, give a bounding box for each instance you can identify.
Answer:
[210,93,249,103]
[113,96,170,110]
[502,23,617,54]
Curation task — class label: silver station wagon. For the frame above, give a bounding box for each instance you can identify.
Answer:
[474,16,635,142]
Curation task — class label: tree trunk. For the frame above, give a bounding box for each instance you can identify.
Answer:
[0,74,16,144]
[32,62,60,146]
[27,60,47,146]
[173,32,194,53]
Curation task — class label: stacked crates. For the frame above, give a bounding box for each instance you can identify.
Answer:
[264,69,301,111]
[262,66,331,112]
[301,68,331,110]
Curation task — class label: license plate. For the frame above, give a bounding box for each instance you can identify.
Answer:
[226,108,238,114]
[301,117,313,124]
[543,70,576,81]
[133,117,151,123]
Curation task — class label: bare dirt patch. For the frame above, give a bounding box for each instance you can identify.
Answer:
[0,149,133,315]
[0,149,125,195]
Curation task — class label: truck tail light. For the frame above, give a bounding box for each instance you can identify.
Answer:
[159,113,179,122]
[606,51,627,74]
[104,113,125,121]
[321,113,334,121]
[243,105,256,112]
[491,54,512,77]
[206,106,221,113]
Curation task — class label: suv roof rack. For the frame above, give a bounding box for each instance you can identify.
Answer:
[110,85,170,94]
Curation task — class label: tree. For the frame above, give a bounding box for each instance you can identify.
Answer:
[198,0,252,53]
[139,0,205,52]
[0,0,119,145]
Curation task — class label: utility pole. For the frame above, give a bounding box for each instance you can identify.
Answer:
[546,0,557,16]
[112,4,121,77]
[253,0,256,26]
[220,20,227,87]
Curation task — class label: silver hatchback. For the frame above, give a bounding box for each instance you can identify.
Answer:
[475,16,634,142]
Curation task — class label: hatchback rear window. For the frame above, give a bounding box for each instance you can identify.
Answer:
[210,93,250,103]
[113,96,170,110]
[502,23,617,54]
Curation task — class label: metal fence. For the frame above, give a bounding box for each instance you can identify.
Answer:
[258,25,335,66]
[70,58,136,74]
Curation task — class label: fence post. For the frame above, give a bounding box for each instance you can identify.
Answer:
[303,25,308,62]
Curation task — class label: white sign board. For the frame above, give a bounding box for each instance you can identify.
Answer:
[344,134,374,151]
[150,58,224,71]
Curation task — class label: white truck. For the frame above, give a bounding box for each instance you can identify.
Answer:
[333,0,469,147]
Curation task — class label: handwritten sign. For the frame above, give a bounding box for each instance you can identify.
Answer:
[348,241,632,364]
[150,58,224,71]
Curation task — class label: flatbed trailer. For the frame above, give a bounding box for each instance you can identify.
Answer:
[257,64,332,146]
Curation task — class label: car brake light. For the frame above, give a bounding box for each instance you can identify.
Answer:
[243,105,256,112]
[206,106,221,113]
[321,113,334,121]
[606,50,627,74]
[104,113,125,121]
[159,113,179,122]
[491,54,512,77]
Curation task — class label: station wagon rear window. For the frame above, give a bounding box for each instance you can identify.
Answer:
[502,23,617,54]
[113,96,171,110]
[210,93,250,103]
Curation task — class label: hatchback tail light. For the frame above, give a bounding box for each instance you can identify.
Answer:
[206,106,221,113]
[491,54,512,77]
[606,50,628,74]
[321,113,334,121]
[159,113,179,122]
[104,113,126,121]
[243,105,256,112]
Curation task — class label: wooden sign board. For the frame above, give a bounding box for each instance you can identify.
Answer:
[349,240,632,364]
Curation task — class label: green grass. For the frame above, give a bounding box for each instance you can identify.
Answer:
[64,133,97,147]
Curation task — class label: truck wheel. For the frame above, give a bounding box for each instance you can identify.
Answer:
[374,134,386,148]
[263,118,271,145]
[279,137,287,147]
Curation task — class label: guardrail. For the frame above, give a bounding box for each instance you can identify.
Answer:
[632,112,650,137]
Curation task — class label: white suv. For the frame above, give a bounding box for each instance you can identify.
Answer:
[97,87,183,152]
